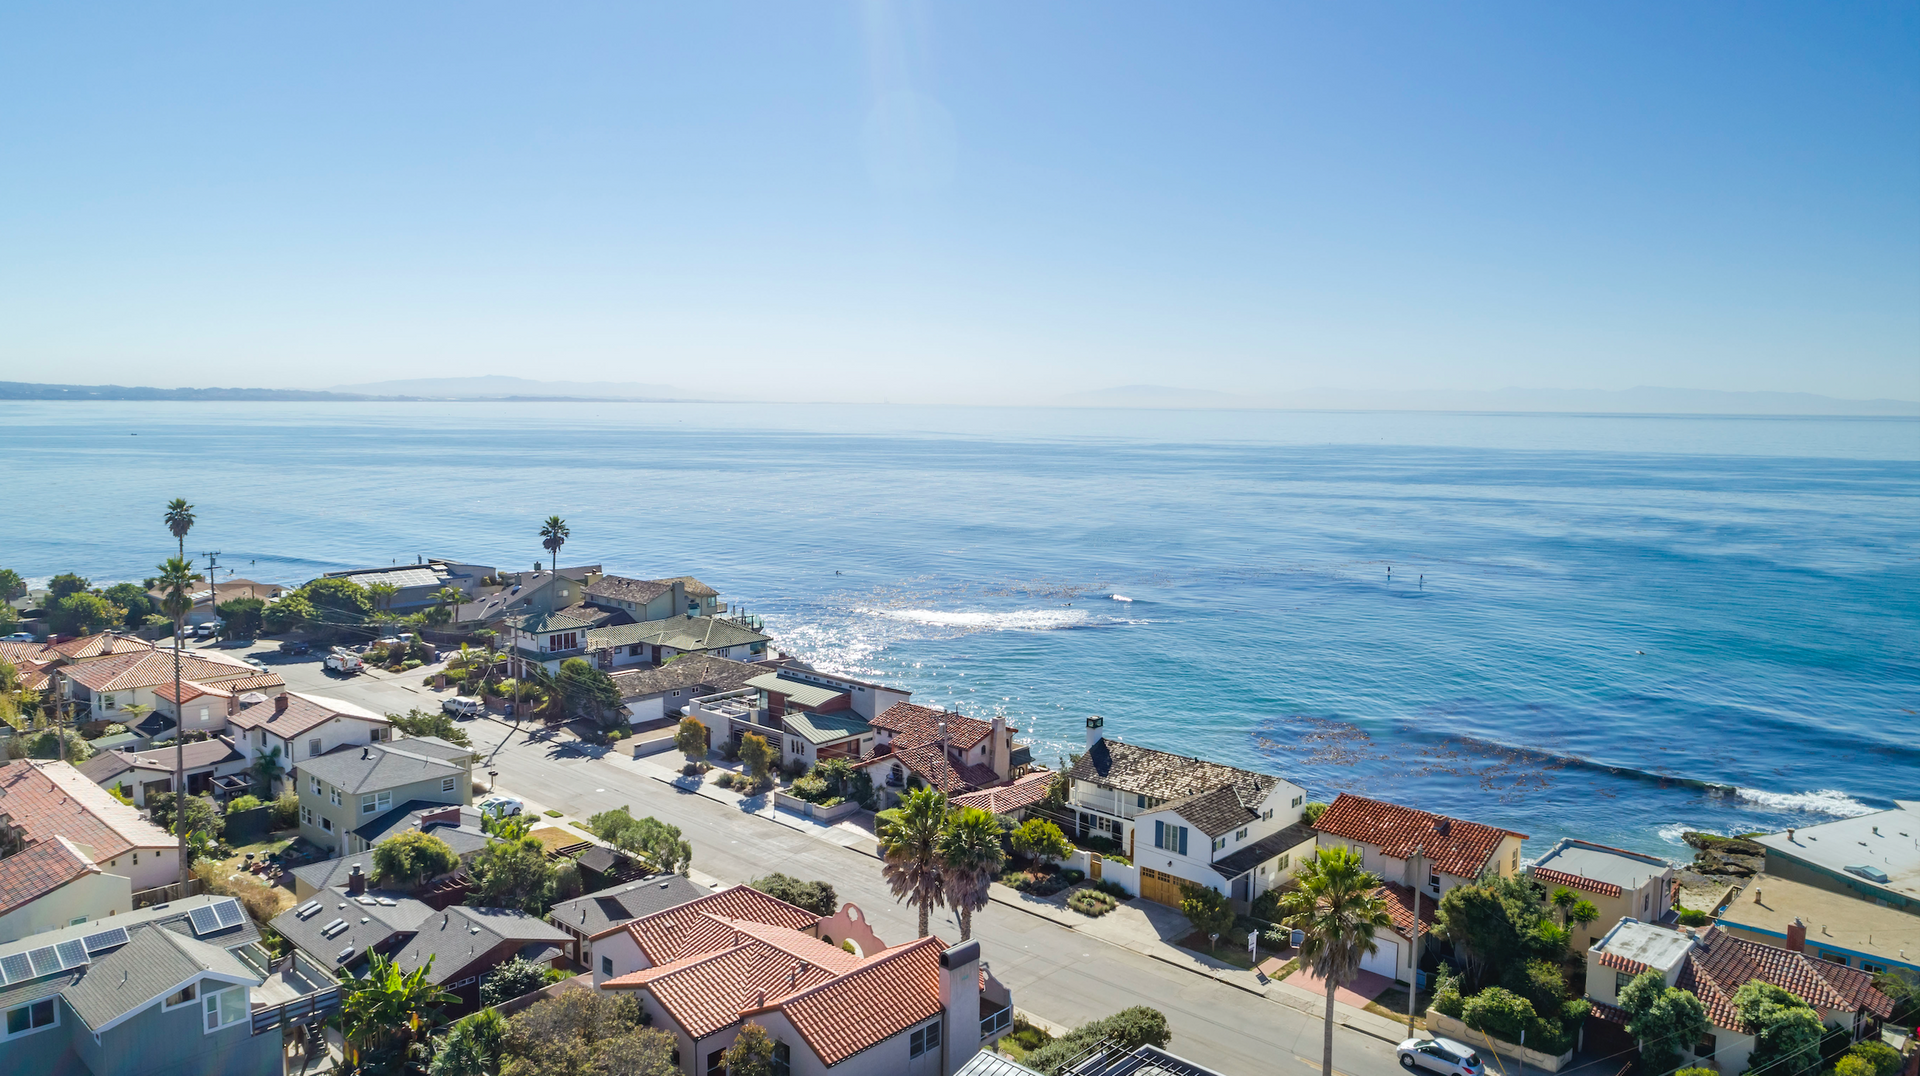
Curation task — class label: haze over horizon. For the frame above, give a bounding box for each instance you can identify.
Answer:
[1,3,1914,404]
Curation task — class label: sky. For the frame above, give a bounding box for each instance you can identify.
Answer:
[0,2,1914,404]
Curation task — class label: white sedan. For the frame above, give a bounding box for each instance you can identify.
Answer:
[1396,1038,1483,1076]
[477,795,524,818]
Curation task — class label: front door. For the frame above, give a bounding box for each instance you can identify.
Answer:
[1089,853,1102,882]
[1141,867,1183,907]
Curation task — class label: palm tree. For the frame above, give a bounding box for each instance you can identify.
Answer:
[342,949,456,1072]
[1569,899,1600,936]
[1281,846,1393,1076]
[881,787,949,937]
[539,516,569,573]
[164,498,195,559]
[937,806,1005,942]
[433,586,464,625]
[156,554,199,889]
[1551,885,1577,926]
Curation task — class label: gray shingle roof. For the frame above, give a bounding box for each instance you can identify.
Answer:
[1160,786,1262,838]
[291,854,376,893]
[1209,820,1318,879]
[1070,738,1281,804]
[62,914,262,1030]
[586,616,768,653]
[609,655,764,701]
[389,906,570,985]
[270,886,435,972]
[297,742,464,795]
[350,802,490,856]
[587,576,672,604]
[547,874,708,938]
[77,737,243,783]
[389,735,481,767]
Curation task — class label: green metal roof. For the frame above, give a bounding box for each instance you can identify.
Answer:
[746,673,845,709]
[781,710,871,746]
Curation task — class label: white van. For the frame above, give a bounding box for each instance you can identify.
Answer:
[442,696,483,719]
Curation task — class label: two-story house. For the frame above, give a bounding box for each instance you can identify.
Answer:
[452,565,597,631]
[583,615,770,673]
[1066,720,1314,911]
[583,576,689,624]
[289,804,494,900]
[503,606,620,676]
[853,704,1021,807]
[593,885,1012,1076]
[0,894,338,1076]
[1,760,179,898]
[610,655,766,727]
[226,690,394,796]
[56,648,283,726]
[294,738,474,856]
[758,660,913,721]
[1528,837,1677,950]
[1584,918,1892,1073]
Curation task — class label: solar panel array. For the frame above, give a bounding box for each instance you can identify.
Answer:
[0,938,90,986]
[188,898,246,936]
[82,927,130,953]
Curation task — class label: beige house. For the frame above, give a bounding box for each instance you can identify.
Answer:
[56,648,282,723]
[1312,793,1527,899]
[227,690,394,795]
[1715,872,1920,978]
[1528,837,1676,950]
[294,739,474,856]
[0,760,179,893]
[0,836,135,943]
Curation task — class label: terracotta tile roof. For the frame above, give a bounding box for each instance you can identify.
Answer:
[868,741,1003,795]
[0,760,174,864]
[1068,738,1280,805]
[60,649,263,693]
[750,935,949,1066]
[47,632,158,662]
[605,916,865,1039]
[0,640,58,668]
[227,690,389,740]
[952,771,1055,815]
[872,703,994,750]
[1595,949,1652,976]
[0,835,99,916]
[1375,882,1440,943]
[596,883,818,949]
[1312,794,1526,879]
[215,671,288,694]
[1532,866,1623,898]
[1589,1000,1630,1025]
[1681,926,1893,1030]
[151,679,232,704]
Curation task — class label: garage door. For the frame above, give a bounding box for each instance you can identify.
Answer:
[1140,868,1184,908]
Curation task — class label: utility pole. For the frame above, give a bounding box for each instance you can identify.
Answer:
[1410,843,1424,1034]
[203,552,222,631]
[52,674,66,763]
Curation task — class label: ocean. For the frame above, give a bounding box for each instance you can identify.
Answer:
[5,401,1916,860]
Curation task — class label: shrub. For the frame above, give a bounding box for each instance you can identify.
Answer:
[790,774,830,803]
[1302,801,1329,824]
[373,830,459,888]
[1010,818,1072,865]
[1091,879,1131,900]
[480,957,550,1006]
[1179,884,1234,946]
[1676,907,1711,927]
[1025,1007,1171,1074]
[1673,1069,1717,1076]
[225,794,264,813]
[713,771,735,789]
[1839,1041,1902,1076]
[1462,987,1535,1044]
[749,873,838,916]
[1068,889,1117,917]
[271,791,300,829]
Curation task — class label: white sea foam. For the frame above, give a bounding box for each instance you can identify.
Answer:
[1657,823,1706,845]
[1109,594,1135,602]
[859,607,1091,632]
[1731,786,1876,818]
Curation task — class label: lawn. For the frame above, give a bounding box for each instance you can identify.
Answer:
[216,831,298,872]
[1368,982,1434,1027]
[528,826,582,853]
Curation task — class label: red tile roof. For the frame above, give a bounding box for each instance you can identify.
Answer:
[605,916,865,1039]
[1375,882,1439,943]
[591,883,818,948]
[1312,794,1526,879]
[750,935,950,1066]
[0,835,99,915]
[1595,949,1652,976]
[871,702,995,750]
[227,691,387,739]
[1681,926,1893,1030]
[61,649,266,693]
[1533,866,1623,898]
[151,679,232,704]
[952,771,1054,815]
[867,741,1003,795]
[0,760,157,863]
[48,632,158,662]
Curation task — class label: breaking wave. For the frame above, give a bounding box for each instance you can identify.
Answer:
[1109,594,1135,602]
[1728,786,1876,818]
[858,607,1093,632]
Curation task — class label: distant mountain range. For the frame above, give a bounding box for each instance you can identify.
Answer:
[329,375,699,400]
[1052,384,1920,416]
[0,381,394,402]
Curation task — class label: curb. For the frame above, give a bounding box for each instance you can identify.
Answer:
[983,891,1273,1000]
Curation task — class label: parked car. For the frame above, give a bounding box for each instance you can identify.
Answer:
[1396,1039,1483,1076]
[2,632,33,643]
[277,640,311,655]
[442,696,484,719]
[478,795,524,818]
[244,657,267,671]
[324,649,363,674]
[192,622,216,639]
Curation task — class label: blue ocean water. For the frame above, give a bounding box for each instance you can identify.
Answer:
[4,401,1916,859]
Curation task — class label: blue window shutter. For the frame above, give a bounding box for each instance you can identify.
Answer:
[1155,820,1164,851]
[1178,826,1188,856]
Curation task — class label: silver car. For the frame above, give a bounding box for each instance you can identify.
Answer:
[1396,1038,1483,1076]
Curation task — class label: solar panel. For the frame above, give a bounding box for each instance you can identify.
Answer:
[28,946,62,976]
[213,898,245,928]
[54,940,89,970]
[321,919,348,938]
[188,905,223,936]
[0,952,30,983]
[295,901,323,920]
[82,927,130,953]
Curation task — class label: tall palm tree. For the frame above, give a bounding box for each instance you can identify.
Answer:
[156,555,199,889]
[164,498,195,559]
[882,787,949,937]
[1281,846,1393,1076]
[539,516,569,573]
[433,586,463,625]
[937,806,1005,941]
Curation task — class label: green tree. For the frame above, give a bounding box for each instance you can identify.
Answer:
[1838,1041,1903,1076]
[164,498,195,559]
[216,596,265,638]
[539,516,570,573]
[147,791,223,840]
[102,582,155,628]
[432,1009,510,1076]
[302,576,373,639]
[262,590,313,634]
[737,731,775,789]
[157,553,199,889]
[1024,1007,1172,1075]
[343,949,457,1074]
[1568,899,1600,934]
[1302,801,1329,824]
[749,873,839,916]
[1280,846,1392,1076]
[674,716,707,761]
[589,808,692,876]
[1550,886,1577,925]
[1618,969,1710,1076]
[556,657,620,722]
[480,957,551,1006]
[1732,981,1824,1076]
[373,830,459,888]
[1462,986,1536,1043]
[48,591,122,636]
[499,990,675,1076]
[469,836,560,914]
[47,573,91,604]
[251,745,287,796]
[0,568,27,602]
[1010,817,1072,865]
[938,805,1007,941]
[723,1023,778,1076]
[1433,872,1545,989]
[430,586,465,626]
[1180,884,1235,948]
[387,708,474,747]
[881,786,949,937]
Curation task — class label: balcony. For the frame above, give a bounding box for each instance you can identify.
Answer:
[250,951,342,1036]
[980,998,1012,1040]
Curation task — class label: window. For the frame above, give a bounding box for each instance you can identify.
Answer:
[706,1048,727,1075]
[311,775,322,795]
[1136,793,1148,809]
[361,791,392,815]
[909,1018,943,1058]
[300,806,313,826]
[1212,836,1226,852]
[1291,795,1303,808]
[1275,854,1290,871]
[309,738,322,758]
[773,1040,791,1076]
[164,983,199,1009]
[1615,971,1635,995]
[4,999,56,1038]
[329,787,341,806]
[1429,871,1441,890]
[1695,1033,1717,1058]
[103,694,117,710]
[132,852,138,865]
[1154,820,1189,856]
[321,816,334,833]
[70,916,86,926]
[1263,808,1273,821]
[203,985,247,1032]
[601,956,613,976]
[1236,827,1249,841]
[442,777,456,793]
[1861,960,1888,974]
[1816,950,1849,966]
[1511,849,1519,871]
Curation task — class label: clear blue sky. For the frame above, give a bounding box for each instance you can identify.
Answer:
[0,3,1913,402]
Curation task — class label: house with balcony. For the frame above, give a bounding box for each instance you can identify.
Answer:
[1528,837,1677,950]
[503,605,622,676]
[452,565,597,630]
[319,559,499,614]
[852,703,1022,806]
[758,660,913,721]
[593,884,1011,1076]
[1067,720,1314,912]
[0,894,340,1076]
[610,655,765,727]
[1584,918,1892,1074]
[584,575,728,623]
[583,615,770,673]
[294,738,474,856]
[77,736,250,807]
[55,648,283,725]
[225,690,395,796]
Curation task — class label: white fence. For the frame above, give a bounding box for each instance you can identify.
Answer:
[1066,849,1140,898]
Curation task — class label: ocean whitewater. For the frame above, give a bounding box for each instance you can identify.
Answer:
[4,400,1914,860]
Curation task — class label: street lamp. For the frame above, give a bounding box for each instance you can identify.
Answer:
[487,769,499,794]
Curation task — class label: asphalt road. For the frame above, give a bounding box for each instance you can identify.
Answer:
[222,641,1412,1076]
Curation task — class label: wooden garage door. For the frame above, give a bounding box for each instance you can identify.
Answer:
[1140,868,1184,907]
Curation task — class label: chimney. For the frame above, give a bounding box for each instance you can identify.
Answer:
[671,579,687,618]
[1786,917,1806,952]
[989,716,1008,779]
[1787,828,1795,842]
[1434,817,1451,837]
[347,864,366,896]
[418,806,462,829]
[226,693,238,717]
[938,941,982,1074]
[274,692,290,715]
[1085,715,1104,748]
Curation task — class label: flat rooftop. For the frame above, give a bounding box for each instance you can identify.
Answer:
[1716,872,1920,967]
[1593,918,1695,973]
[1754,804,1920,902]
[1533,838,1673,893]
